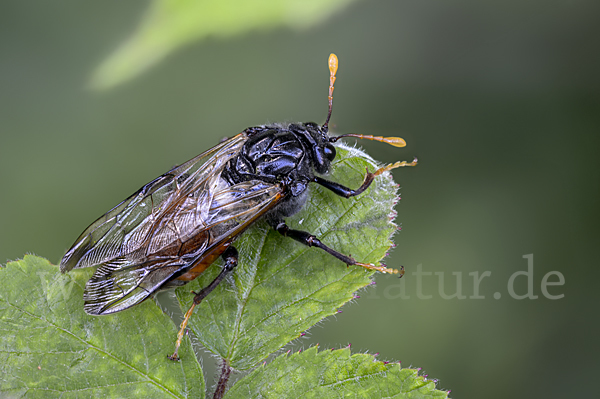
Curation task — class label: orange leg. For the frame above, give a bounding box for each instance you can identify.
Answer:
[168,246,238,361]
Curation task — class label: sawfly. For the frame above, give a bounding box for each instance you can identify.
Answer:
[60,54,417,360]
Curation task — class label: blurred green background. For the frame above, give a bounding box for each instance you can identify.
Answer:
[1,0,598,397]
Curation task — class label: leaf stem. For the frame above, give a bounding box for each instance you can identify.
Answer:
[213,359,232,399]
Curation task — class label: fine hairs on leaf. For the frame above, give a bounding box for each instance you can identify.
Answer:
[0,146,449,398]
[0,255,204,398]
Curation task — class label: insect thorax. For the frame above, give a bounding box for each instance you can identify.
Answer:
[226,123,333,190]
[220,122,336,220]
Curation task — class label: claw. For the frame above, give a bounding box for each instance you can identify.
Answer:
[373,159,418,177]
[355,262,402,275]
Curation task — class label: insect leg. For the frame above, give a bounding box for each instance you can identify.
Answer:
[313,175,374,198]
[168,246,239,361]
[314,159,417,198]
[274,221,401,275]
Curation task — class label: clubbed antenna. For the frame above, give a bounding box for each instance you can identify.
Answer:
[323,54,409,149]
[322,53,338,131]
[330,134,407,148]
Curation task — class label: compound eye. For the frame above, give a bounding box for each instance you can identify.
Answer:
[324,144,336,161]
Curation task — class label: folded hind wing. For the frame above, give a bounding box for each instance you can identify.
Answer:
[81,179,284,315]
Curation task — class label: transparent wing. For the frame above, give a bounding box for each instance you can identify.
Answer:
[59,132,287,314]
[81,179,283,315]
[60,133,247,272]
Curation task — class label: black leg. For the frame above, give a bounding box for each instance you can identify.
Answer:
[168,246,238,361]
[191,246,238,305]
[274,221,401,275]
[314,159,418,198]
[313,175,374,198]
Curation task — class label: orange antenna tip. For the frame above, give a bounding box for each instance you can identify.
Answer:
[328,53,338,76]
[384,137,407,147]
[330,134,407,148]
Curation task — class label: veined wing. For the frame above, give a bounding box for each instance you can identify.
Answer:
[82,178,284,315]
[60,133,247,272]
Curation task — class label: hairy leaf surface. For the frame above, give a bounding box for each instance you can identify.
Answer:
[225,346,449,398]
[0,255,203,398]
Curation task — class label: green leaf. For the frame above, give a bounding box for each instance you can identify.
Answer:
[176,144,400,370]
[0,255,203,398]
[90,0,356,90]
[225,346,449,398]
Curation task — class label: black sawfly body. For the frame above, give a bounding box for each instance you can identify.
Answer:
[59,54,417,360]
